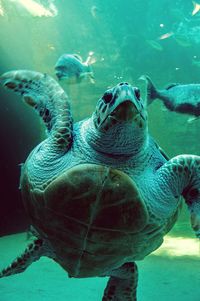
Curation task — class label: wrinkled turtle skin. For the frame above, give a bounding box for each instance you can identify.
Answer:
[0,70,200,301]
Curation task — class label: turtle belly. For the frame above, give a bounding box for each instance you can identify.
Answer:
[32,212,164,278]
[40,218,150,277]
[22,164,151,277]
[42,221,164,278]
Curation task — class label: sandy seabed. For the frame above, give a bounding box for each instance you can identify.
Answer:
[0,233,199,301]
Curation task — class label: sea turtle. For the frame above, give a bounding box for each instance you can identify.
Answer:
[0,70,200,301]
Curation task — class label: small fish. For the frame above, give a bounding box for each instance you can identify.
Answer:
[47,43,55,51]
[90,5,101,18]
[146,40,163,51]
[55,52,95,84]
[173,34,192,47]
[192,59,200,67]
[140,75,200,117]
[158,32,174,40]
[192,1,200,16]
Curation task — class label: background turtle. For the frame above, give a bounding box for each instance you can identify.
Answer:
[0,70,200,301]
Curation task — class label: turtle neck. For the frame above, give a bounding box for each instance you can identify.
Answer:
[82,118,148,157]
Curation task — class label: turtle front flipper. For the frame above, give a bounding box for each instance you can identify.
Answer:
[156,155,200,237]
[103,262,138,301]
[0,70,73,152]
[0,238,52,278]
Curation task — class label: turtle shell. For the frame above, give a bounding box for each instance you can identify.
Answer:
[21,164,149,277]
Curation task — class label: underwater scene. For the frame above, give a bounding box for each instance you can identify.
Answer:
[0,0,200,300]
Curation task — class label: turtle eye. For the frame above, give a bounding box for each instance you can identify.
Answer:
[135,88,140,100]
[102,92,113,103]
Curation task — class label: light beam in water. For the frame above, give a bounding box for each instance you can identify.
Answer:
[0,0,4,16]
[11,0,58,17]
[153,235,199,257]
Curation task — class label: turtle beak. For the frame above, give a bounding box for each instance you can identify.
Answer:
[107,83,147,126]
[111,83,143,117]
[109,100,139,122]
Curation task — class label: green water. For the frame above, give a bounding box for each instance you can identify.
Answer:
[0,0,200,300]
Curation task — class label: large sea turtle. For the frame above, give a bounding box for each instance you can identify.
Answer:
[0,70,200,300]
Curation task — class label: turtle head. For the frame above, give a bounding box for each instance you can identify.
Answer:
[93,82,147,132]
[89,83,148,156]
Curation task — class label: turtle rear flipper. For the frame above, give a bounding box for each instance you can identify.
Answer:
[0,70,73,152]
[103,262,138,301]
[0,238,51,278]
